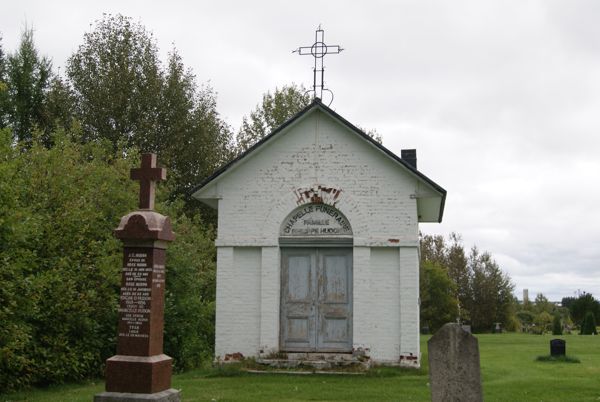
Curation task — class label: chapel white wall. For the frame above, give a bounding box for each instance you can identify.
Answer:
[214,247,262,358]
[213,110,422,365]
[352,246,420,366]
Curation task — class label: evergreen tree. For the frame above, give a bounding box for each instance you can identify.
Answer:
[0,34,8,127]
[470,248,515,332]
[3,28,52,145]
[445,233,471,322]
[568,292,600,327]
[44,74,76,136]
[580,311,597,335]
[552,313,563,335]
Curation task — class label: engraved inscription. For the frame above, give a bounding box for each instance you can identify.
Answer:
[118,251,151,338]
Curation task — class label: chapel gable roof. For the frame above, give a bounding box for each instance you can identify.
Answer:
[191,98,446,222]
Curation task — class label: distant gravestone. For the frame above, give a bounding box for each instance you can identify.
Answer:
[550,339,566,357]
[428,323,483,402]
[95,154,180,402]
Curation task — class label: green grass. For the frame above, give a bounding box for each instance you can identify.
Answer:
[535,355,581,363]
[2,333,600,401]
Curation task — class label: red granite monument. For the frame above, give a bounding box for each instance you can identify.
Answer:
[95,154,180,402]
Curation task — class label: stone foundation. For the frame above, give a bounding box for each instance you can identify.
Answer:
[94,388,180,402]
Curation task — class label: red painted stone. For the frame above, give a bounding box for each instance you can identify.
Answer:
[103,154,176,396]
[105,354,172,394]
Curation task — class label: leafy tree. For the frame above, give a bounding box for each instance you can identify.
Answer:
[2,28,52,145]
[67,14,163,149]
[420,233,516,332]
[534,311,553,334]
[533,293,555,315]
[236,84,311,153]
[580,311,597,335]
[420,233,446,265]
[236,84,383,155]
[517,310,535,330]
[67,15,233,207]
[156,50,233,199]
[420,260,459,333]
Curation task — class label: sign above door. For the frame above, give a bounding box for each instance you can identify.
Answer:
[280,203,352,237]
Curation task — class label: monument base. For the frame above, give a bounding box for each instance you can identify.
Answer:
[94,388,180,402]
[105,354,173,394]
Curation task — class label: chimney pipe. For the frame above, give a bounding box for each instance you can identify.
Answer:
[401,149,417,169]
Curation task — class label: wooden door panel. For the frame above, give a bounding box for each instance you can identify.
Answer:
[286,317,310,342]
[287,255,312,301]
[321,317,349,342]
[317,248,352,351]
[280,249,316,351]
[322,255,349,303]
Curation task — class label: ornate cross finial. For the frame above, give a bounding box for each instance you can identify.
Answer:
[293,25,343,105]
[130,153,166,210]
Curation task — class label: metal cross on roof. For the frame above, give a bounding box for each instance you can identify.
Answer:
[293,25,343,105]
[130,153,166,210]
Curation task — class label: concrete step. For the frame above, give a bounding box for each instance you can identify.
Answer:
[257,353,368,370]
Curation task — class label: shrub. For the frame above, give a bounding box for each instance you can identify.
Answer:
[0,131,218,390]
[0,131,136,391]
[159,199,216,372]
[552,314,563,335]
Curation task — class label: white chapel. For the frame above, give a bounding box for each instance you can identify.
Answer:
[191,99,446,367]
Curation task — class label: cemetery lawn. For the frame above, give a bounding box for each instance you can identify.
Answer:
[2,333,599,401]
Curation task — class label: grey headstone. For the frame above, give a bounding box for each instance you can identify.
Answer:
[428,323,483,402]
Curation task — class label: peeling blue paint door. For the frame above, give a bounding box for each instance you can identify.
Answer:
[281,248,352,352]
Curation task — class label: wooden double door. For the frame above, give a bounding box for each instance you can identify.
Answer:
[280,248,353,352]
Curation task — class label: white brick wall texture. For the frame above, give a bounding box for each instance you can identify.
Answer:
[209,109,431,366]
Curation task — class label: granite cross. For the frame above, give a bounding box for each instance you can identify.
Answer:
[130,154,166,210]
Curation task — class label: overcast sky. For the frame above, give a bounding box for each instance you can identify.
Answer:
[2,0,599,301]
